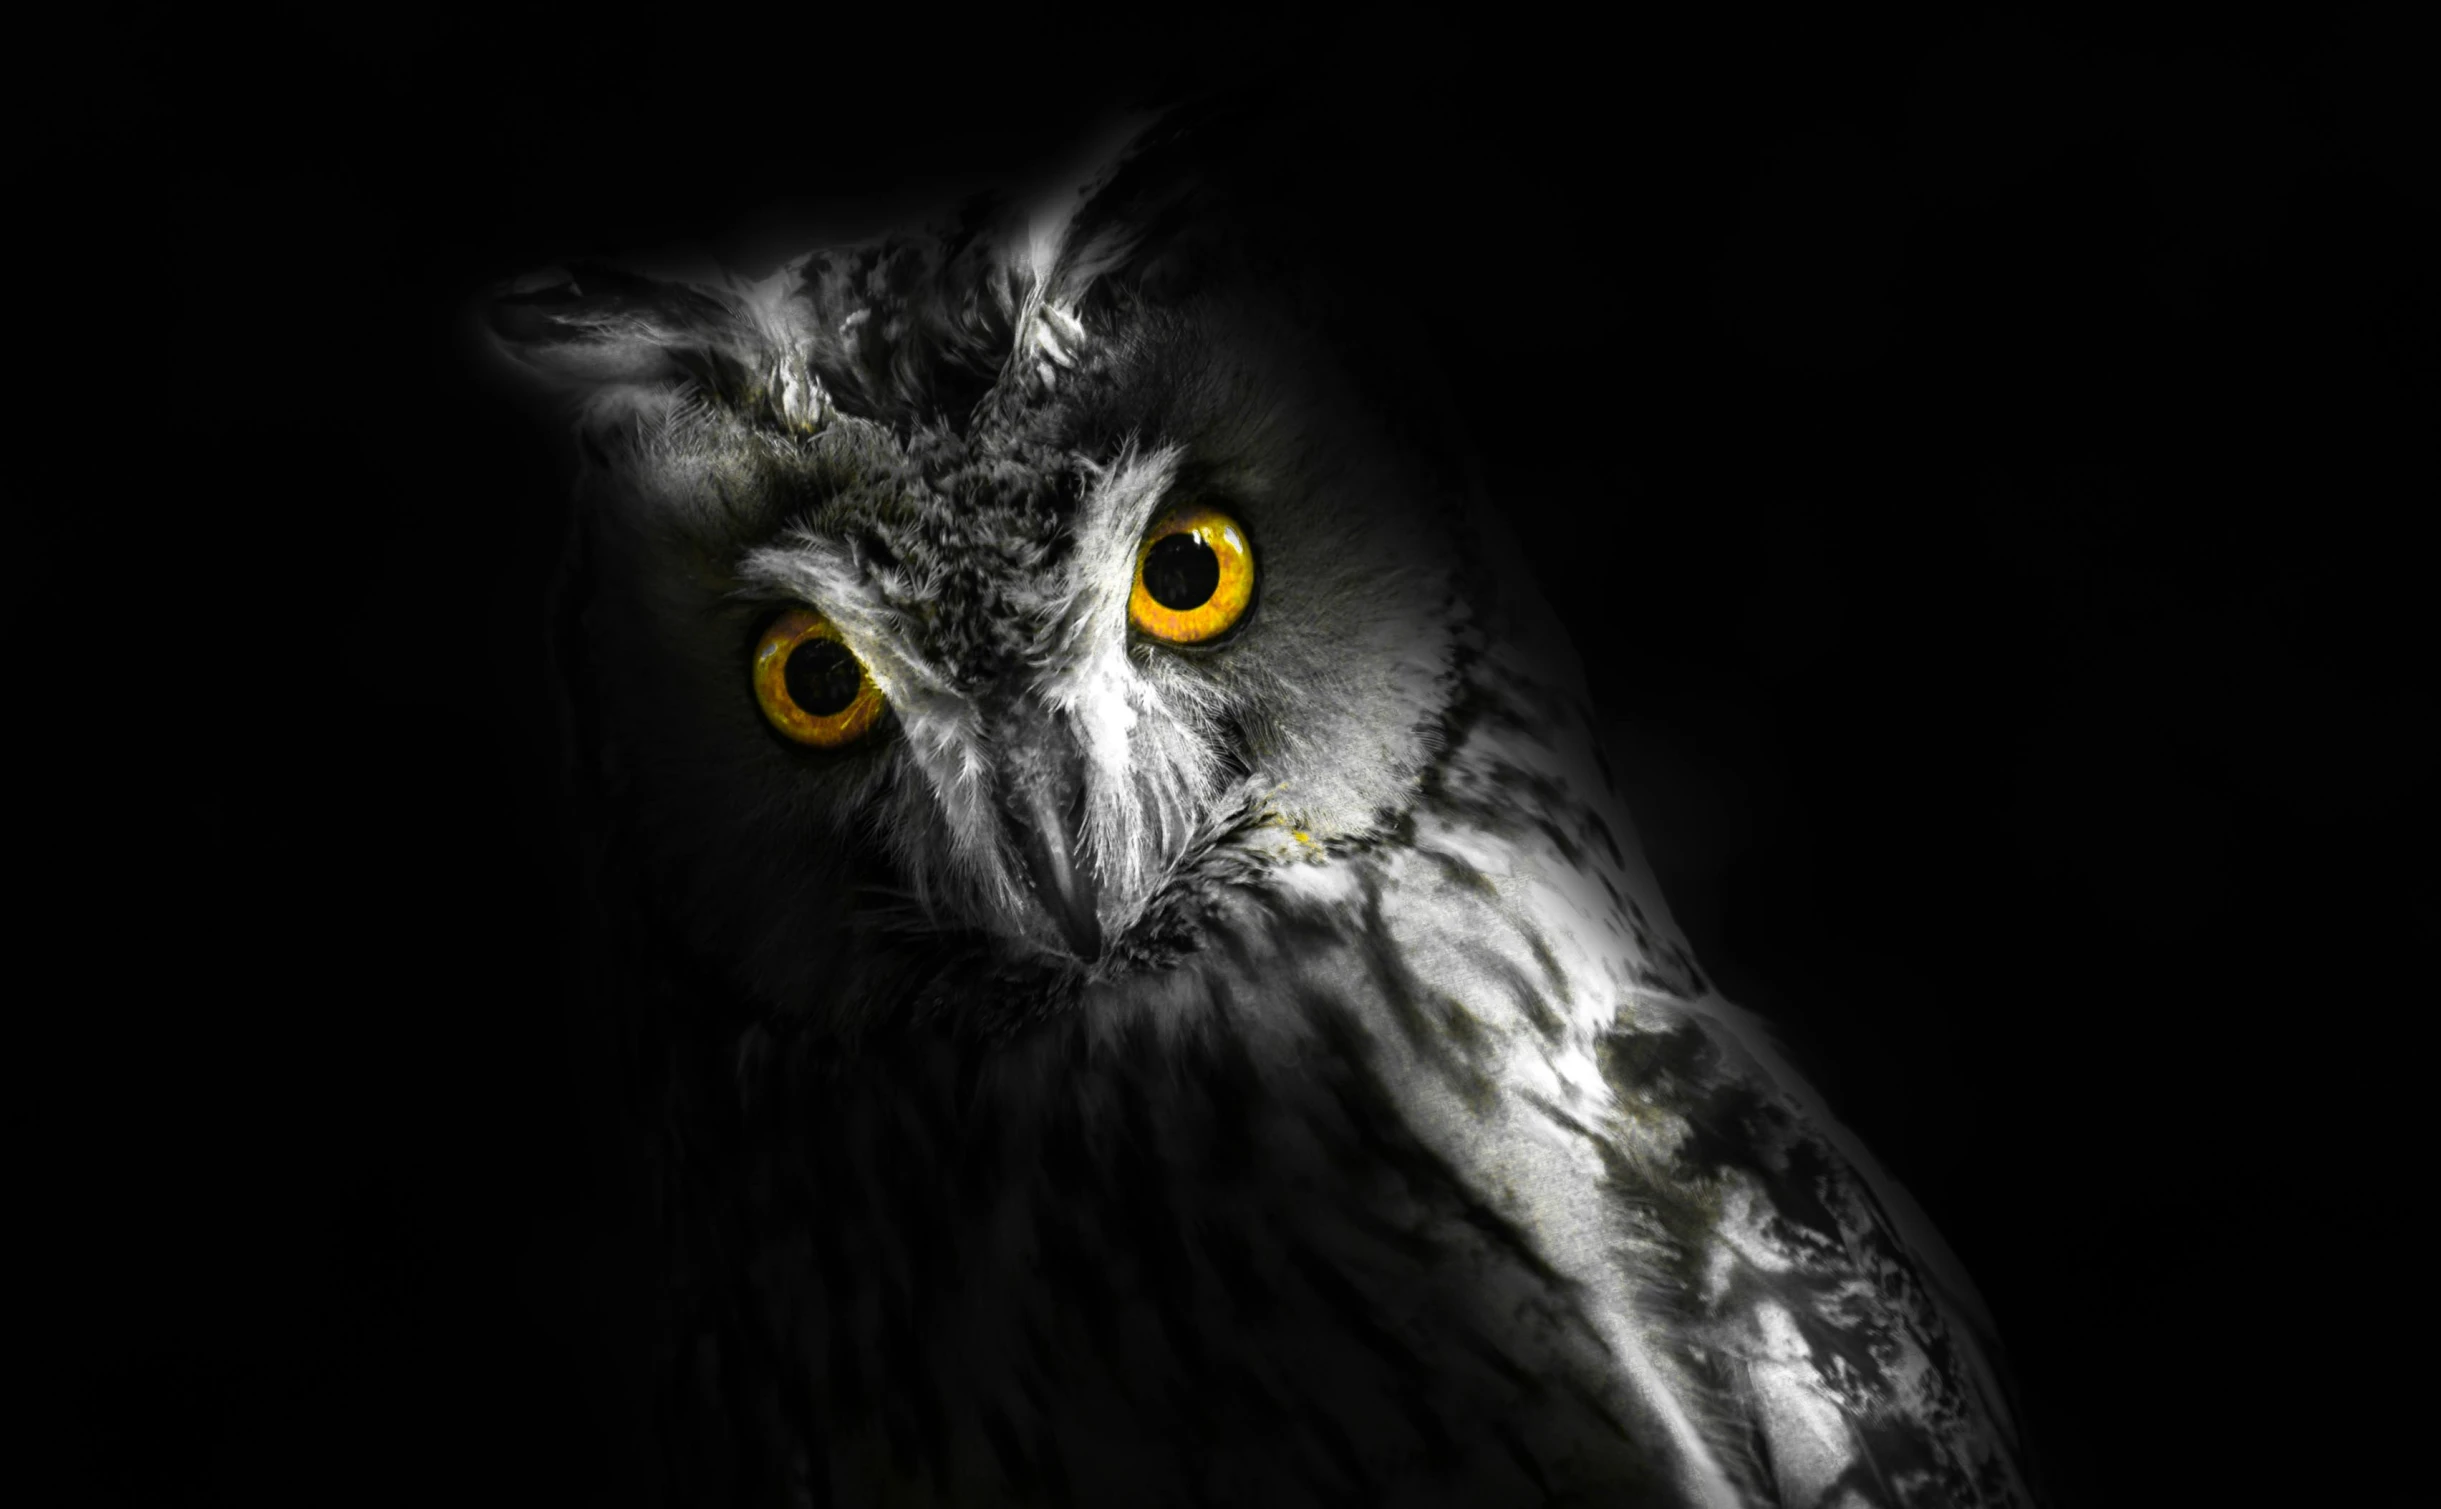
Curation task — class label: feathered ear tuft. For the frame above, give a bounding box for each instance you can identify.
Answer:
[1021,92,1341,336]
[478,260,746,415]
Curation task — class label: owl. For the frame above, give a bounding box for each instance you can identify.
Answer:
[484,98,2039,1509]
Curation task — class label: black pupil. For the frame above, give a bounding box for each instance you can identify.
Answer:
[784,639,863,717]
[1143,532,1221,611]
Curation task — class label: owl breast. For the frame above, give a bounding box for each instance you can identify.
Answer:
[693,621,2026,1509]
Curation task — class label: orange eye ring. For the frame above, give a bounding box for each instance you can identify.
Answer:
[1129,503,1255,645]
[752,609,886,749]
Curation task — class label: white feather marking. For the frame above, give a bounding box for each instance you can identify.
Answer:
[1747,1301,1860,1506]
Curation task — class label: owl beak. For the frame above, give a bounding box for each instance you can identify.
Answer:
[1004,741,1104,963]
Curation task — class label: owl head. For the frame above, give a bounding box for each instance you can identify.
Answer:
[482,101,1559,1038]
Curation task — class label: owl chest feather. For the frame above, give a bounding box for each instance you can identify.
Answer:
[694,676,2026,1508]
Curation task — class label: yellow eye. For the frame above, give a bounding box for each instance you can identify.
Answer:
[1129,504,1254,644]
[752,609,886,748]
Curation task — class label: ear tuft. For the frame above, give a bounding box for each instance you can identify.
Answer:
[483,260,740,393]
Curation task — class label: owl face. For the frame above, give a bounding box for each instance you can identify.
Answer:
[494,173,1476,1029]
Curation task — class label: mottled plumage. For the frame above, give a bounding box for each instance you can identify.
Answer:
[487,98,2037,1508]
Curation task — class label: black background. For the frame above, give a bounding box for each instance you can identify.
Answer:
[42,9,2429,1507]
